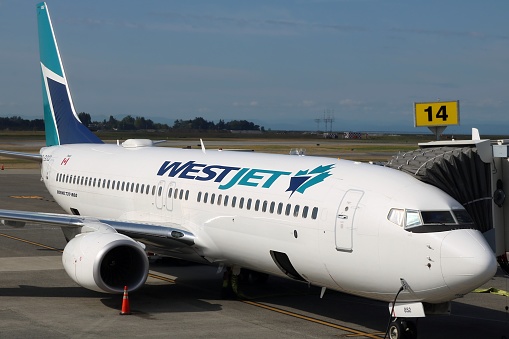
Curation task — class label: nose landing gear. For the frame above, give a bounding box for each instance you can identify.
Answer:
[387,318,417,339]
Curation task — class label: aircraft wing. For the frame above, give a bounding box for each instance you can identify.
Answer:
[0,209,195,248]
[0,150,42,162]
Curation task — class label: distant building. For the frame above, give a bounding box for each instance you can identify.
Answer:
[344,132,364,139]
[323,132,338,139]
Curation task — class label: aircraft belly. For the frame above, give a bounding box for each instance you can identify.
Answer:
[201,216,320,276]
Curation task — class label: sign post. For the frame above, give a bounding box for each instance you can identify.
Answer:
[414,101,459,140]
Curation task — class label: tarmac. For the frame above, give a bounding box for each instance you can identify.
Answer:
[1,169,509,338]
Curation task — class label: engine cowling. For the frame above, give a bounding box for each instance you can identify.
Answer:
[62,231,149,293]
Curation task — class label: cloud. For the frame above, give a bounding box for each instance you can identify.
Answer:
[339,99,363,107]
[232,100,260,107]
[390,27,509,41]
[301,100,314,107]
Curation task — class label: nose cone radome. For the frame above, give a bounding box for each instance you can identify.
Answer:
[441,229,497,296]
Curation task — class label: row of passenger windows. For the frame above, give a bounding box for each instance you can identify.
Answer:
[196,191,319,220]
[55,173,190,201]
[56,172,319,220]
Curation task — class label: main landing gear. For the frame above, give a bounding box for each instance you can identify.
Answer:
[387,318,417,339]
[221,267,270,299]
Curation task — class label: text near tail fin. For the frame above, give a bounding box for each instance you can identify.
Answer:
[37,2,102,146]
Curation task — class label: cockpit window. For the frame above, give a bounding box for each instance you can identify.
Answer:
[453,209,474,224]
[405,210,422,228]
[388,208,476,233]
[387,209,404,227]
[421,211,455,224]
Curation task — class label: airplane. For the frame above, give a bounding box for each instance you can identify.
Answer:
[0,3,497,339]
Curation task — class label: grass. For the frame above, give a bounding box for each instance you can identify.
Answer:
[3,129,504,168]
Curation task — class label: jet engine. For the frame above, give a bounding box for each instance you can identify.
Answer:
[62,231,149,293]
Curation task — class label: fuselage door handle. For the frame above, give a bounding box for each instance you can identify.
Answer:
[337,215,348,219]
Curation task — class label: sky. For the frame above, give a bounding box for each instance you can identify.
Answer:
[0,1,508,134]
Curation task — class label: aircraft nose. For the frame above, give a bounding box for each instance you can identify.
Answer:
[441,229,497,295]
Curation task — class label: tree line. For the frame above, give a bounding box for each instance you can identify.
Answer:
[0,114,263,132]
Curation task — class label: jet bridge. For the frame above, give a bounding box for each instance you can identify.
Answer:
[385,137,509,272]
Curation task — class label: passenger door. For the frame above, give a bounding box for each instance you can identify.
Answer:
[335,189,364,252]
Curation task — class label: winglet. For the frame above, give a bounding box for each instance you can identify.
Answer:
[37,2,102,146]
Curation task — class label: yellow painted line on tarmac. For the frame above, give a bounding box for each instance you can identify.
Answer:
[242,300,383,339]
[9,195,44,199]
[1,233,383,337]
[0,232,62,252]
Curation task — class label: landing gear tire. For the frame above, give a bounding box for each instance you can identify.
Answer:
[388,319,417,339]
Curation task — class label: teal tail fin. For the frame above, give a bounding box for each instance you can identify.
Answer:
[37,2,102,146]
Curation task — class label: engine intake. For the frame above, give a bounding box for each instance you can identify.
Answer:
[62,231,149,293]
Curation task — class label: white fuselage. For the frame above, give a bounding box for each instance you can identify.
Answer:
[40,143,497,304]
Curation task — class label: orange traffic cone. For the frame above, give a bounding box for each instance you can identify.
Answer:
[119,285,131,315]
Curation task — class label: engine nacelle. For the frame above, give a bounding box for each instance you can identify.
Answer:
[62,231,149,293]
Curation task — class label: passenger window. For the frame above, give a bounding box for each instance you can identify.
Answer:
[174,188,179,199]
[285,204,291,216]
[185,190,189,200]
[140,184,144,193]
[270,202,275,214]
[97,179,101,187]
[224,195,229,206]
[85,177,89,186]
[107,180,110,189]
[246,198,252,210]
[211,193,216,204]
[255,200,260,211]
[293,205,300,217]
[168,188,173,198]
[262,201,267,212]
[121,182,125,191]
[151,185,156,195]
[217,194,222,205]
[239,197,245,209]
[232,196,237,207]
[145,185,150,194]
[197,191,202,202]
[311,207,318,220]
[135,183,139,193]
[179,189,184,200]
[131,183,135,192]
[116,181,121,190]
[302,206,309,218]
[204,192,208,203]
[277,203,283,215]
[158,186,163,196]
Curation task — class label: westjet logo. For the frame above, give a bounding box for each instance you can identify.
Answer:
[157,160,334,196]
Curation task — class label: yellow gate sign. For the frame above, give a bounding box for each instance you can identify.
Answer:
[414,101,459,127]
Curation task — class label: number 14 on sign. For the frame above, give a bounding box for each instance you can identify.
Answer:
[414,101,459,127]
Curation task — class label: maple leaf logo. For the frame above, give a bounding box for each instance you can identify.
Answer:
[285,164,334,197]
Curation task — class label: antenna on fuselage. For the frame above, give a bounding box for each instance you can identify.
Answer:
[200,139,206,154]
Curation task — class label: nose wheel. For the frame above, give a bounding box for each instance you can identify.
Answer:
[387,318,417,339]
